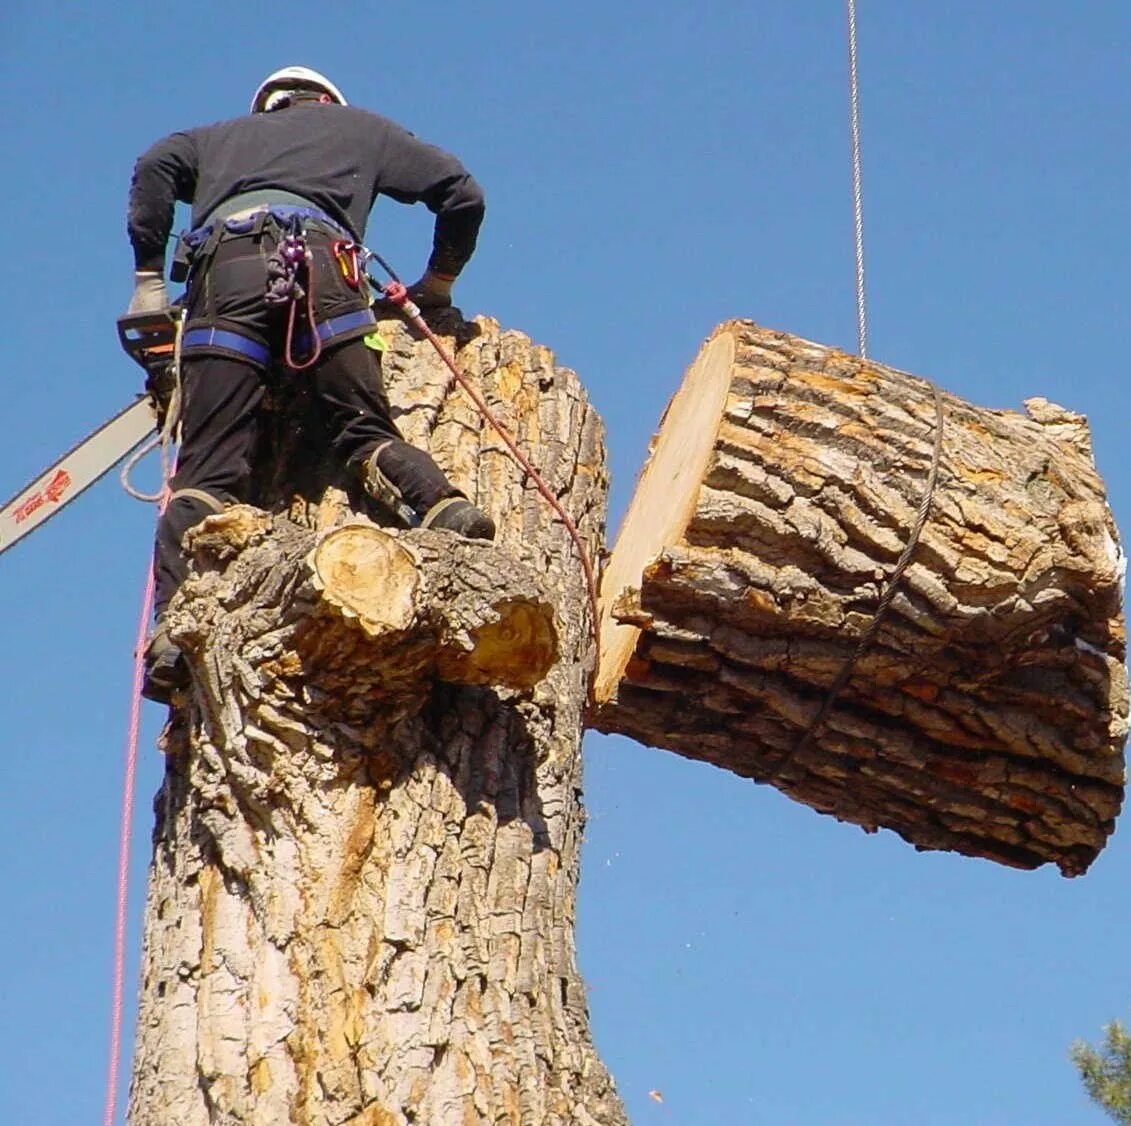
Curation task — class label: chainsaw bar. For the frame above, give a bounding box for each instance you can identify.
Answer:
[0,396,156,558]
[0,310,181,559]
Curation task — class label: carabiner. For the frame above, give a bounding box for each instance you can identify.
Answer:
[332,240,361,289]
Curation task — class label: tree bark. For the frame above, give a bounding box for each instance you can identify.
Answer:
[594,320,1127,876]
[128,313,625,1125]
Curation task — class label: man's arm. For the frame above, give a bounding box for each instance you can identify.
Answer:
[127,131,199,274]
[373,118,486,282]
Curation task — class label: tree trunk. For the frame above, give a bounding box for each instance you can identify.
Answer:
[127,313,625,1125]
[594,320,1127,876]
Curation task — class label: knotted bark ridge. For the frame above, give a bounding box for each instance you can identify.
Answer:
[127,313,625,1125]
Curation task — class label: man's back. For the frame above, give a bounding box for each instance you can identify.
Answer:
[129,102,483,273]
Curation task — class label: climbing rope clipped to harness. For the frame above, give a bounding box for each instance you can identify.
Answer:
[265,216,322,370]
[364,250,603,685]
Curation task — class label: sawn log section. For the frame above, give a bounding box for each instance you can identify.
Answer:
[594,320,1127,876]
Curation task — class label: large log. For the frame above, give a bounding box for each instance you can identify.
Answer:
[127,313,625,1125]
[593,320,1127,876]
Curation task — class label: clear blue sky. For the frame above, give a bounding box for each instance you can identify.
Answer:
[2,2,1129,1123]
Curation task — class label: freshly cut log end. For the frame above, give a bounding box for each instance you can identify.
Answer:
[310,523,418,634]
[595,332,735,704]
[593,319,1127,876]
[436,598,559,688]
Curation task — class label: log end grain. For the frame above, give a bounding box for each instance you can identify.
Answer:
[596,331,735,702]
[436,598,558,689]
[310,523,418,635]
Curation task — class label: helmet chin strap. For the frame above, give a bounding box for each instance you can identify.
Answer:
[263,89,334,112]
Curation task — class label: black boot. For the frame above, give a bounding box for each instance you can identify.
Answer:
[421,497,496,540]
[142,621,189,704]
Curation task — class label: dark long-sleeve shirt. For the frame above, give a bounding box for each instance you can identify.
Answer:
[127,102,485,277]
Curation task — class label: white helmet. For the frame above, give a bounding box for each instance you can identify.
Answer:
[251,66,347,113]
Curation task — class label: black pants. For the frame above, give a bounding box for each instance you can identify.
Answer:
[154,222,458,614]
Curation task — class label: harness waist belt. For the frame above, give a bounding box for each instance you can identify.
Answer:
[296,308,377,351]
[183,205,350,251]
[182,309,377,367]
[204,189,318,226]
[180,327,271,365]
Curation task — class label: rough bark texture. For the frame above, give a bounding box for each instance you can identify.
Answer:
[128,312,625,1125]
[594,320,1127,876]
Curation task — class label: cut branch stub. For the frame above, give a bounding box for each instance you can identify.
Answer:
[310,523,418,634]
[176,508,559,713]
[310,523,559,690]
[593,319,1127,876]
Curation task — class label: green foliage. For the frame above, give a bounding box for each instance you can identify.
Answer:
[1072,1020,1131,1124]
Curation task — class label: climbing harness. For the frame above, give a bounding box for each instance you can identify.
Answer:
[363,249,603,685]
[172,197,373,373]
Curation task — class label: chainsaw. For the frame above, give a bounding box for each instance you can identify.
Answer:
[0,310,180,558]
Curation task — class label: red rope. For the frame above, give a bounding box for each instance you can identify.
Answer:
[102,559,153,1126]
[385,287,601,690]
[103,453,173,1126]
[283,260,322,371]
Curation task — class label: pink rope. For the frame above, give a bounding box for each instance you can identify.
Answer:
[415,313,601,652]
[103,546,158,1125]
[377,282,603,701]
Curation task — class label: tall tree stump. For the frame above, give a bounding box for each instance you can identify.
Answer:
[594,320,1127,876]
[127,313,625,1125]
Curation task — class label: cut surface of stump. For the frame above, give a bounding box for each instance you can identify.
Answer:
[594,319,1127,876]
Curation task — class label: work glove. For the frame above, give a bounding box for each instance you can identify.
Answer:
[406,269,455,309]
[126,270,170,315]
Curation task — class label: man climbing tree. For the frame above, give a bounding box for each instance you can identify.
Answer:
[125,65,494,703]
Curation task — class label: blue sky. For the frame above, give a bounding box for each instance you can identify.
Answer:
[1,2,1129,1123]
